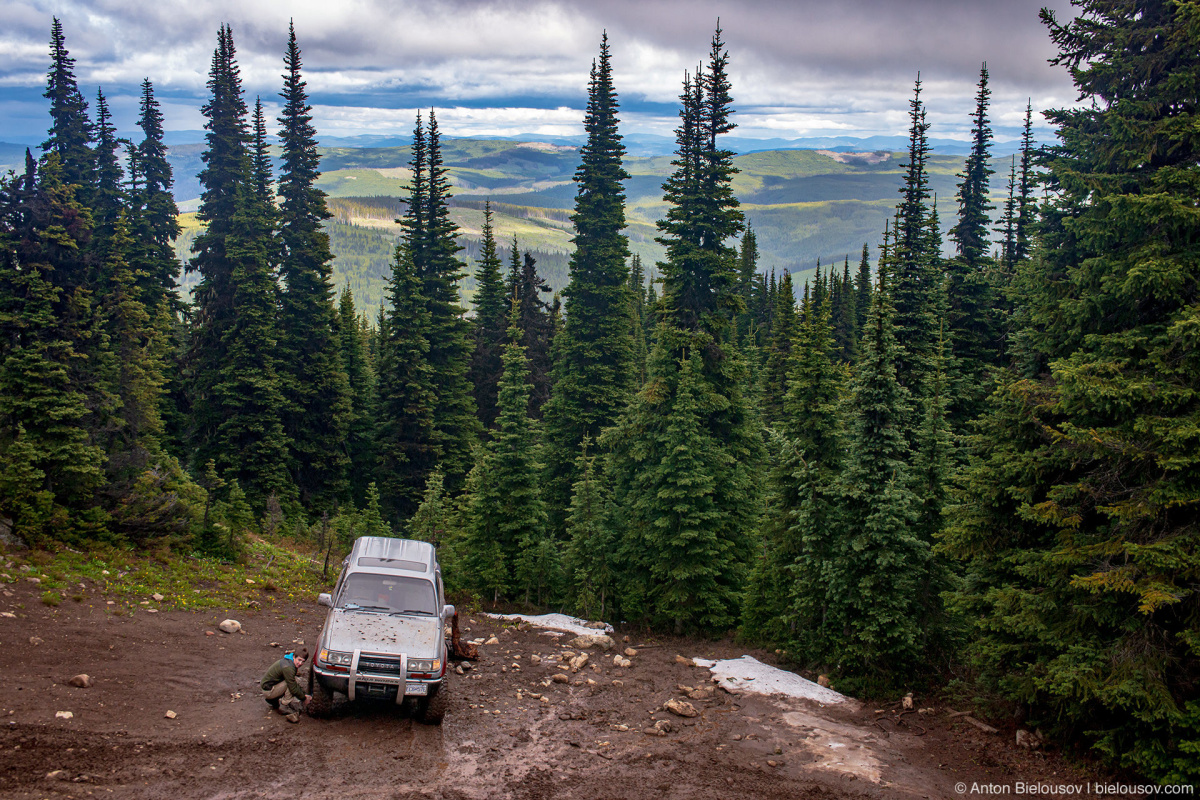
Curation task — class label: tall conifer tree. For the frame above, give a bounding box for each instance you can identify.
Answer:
[276,22,351,510]
[469,202,506,430]
[544,32,634,526]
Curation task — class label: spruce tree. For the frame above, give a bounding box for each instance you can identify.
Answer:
[189,24,252,467]
[762,270,796,423]
[374,243,436,521]
[944,1,1200,780]
[213,96,292,507]
[508,250,554,417]
[418,111,480,488]
[543,32,634,526]
[276,22,351,511]
[469,201,506,430]
[627,253,649,387]
[563,437,615,618]
[0,154,108,542]
[831,256,858,362]
[132,79,181,317]
[736,225,759,342]
[42,19,93,193]
[339,287,376,503]
[464,301,553,603]
[91,89,124,258]
[1014,102,1037,264]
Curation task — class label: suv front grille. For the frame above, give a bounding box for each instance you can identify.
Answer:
[357,657,404,674]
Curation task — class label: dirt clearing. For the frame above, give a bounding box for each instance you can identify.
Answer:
[0,578,1111,799]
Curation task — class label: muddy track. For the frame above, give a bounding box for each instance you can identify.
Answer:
[0,579,1104,799]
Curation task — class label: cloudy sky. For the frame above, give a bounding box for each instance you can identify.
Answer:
[0,0,1079,145]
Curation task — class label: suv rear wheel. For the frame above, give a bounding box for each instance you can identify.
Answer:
[417,682,447,725]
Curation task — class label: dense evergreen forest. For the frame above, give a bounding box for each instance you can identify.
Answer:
[1,3,1196,783]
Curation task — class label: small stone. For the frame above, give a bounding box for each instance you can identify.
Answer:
[205,631,215,636]
[665,698,699,718]
[624,647,638,657]
[732,734,742,741]
[461,662,473,671]
[26,577,40,584]
[774,746,783,755]
[165,710,177,719]
[674,655,693,667]
[455,665,464,675]
[642,726,666,737]
[245,579,255,584]
[1015,729,1042,749]
[654,718,673,733]
[552,673,569,684]
[146,609,158,613]
[569,653,589,672]
[586,679,596,685]
[530,655,541,665]
[567,634,614,651]
[68,674,92,688]
[0,612,15,618]
[140,600,150,605]
[817,674,831,688]
[902,693,914,710]
[612,679,623,687]
[767,760,779,768]
[688,687,714,701]
[46,769,65,780]
[29,636,43,646]
[151,593,164,602]
[55,711,73,719]
[622,635,630,643]
[217,619,241,634]
[485,636,499,646]
[612,724,630,732]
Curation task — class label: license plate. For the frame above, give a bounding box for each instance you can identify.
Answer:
[405,682,428,696]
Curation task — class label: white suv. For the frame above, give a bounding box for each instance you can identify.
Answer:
[308,536,454,724]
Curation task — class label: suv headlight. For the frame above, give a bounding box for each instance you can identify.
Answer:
[320,649,352,666]
[408,659,440,673]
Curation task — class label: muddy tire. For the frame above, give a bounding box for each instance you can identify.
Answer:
[417,682,447,725]
[307,664,334,719]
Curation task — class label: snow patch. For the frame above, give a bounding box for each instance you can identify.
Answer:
[692,655,849,705]
[484,612,613,637]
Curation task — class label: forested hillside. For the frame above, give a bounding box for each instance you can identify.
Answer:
[2,5,1196,786]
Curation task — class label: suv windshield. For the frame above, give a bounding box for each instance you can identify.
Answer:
[337,574,437,615]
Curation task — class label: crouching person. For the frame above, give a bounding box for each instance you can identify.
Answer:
[262,648,311,723]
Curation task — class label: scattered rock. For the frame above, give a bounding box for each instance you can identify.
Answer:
[585,620,608,630]
[151,593,164,602]
[29,636,43,646]
[567,634,615,651]
[643,726,667,737]
[552,674,569,684]
[484,637,499,646]
[26,577,40,584]
[688,687,714,701]
[517,621,532,631]
[817,674,831,688]
[622,635,630,643]
[767,760,779,768]
[664,698,699,718]
[55,711,73,720]
[732,734,742,741]
[612,724,630,732]
[774,746,783,755]
[569,653,589,672]
[146,609,158,613]
[68,674,92,688]
[624,647,638,657]
[612,679,623,687]
[0,612,15,618]
[613,655,632,668]
[530,655,541,665]
[217,619,241,634]
[654,718,673,733]
[46,769,66,780]
[205,631,215,636]
[245,579,254,584]
[455,665,464,675]
[164,710,177,719]
[674,655,694,667]
[902,692,914,710]
[461,662,473,671]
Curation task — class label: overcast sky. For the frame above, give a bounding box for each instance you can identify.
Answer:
[0,0,1079,145]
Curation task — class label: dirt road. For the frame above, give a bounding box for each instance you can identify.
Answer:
[0,578,1104,799]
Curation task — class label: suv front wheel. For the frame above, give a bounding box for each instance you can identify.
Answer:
[307,665,334,718]
[416,682,447,725]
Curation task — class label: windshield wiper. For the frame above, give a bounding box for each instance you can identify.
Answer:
[342,603,389,612]
[389,609,432,616]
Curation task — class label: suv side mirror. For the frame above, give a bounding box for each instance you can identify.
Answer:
[442,604,456,622]
[318,593,333,608]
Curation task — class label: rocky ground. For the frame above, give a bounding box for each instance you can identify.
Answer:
[0,574,1112,799]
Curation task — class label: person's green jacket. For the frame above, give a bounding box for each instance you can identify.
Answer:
[261,656,305,699]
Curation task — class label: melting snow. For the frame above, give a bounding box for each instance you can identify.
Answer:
[484,612,614,637]
[692,655,849,705]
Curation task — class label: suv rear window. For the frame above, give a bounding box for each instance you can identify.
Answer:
[336,574,437,615]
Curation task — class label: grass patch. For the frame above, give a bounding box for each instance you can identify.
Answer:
[1,537,334,614]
